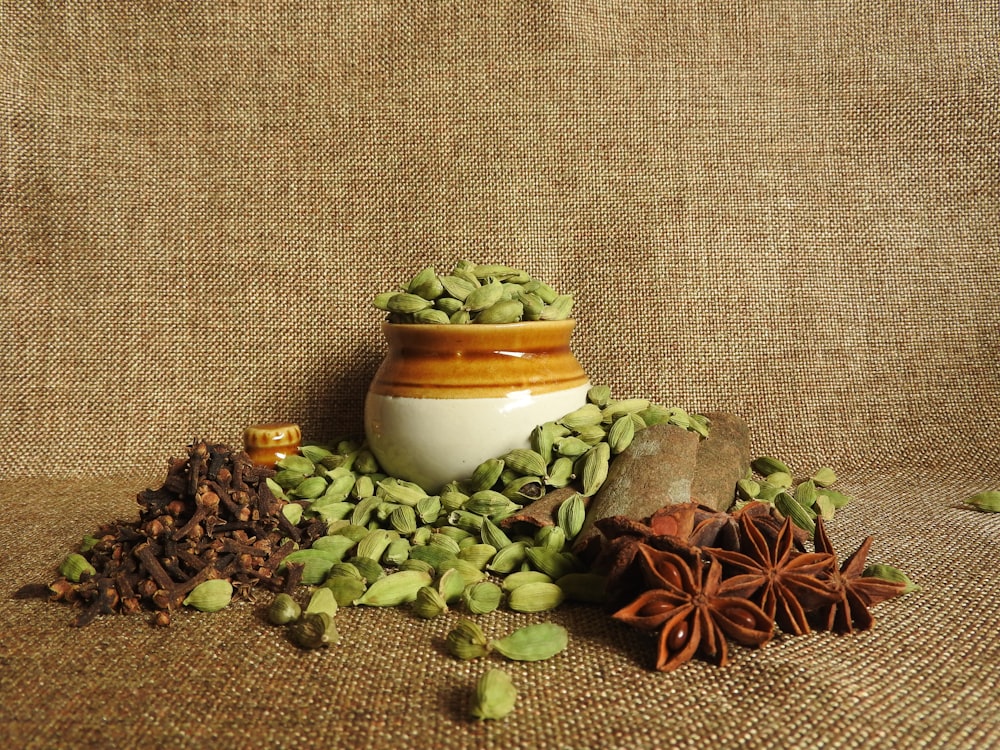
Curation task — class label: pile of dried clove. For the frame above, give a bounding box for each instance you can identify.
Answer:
[41,440,326,627]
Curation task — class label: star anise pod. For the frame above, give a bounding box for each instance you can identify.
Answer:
[612,543,773,671]
[592,503,727,605]
[810,517,907,634]
[707,513,838,635]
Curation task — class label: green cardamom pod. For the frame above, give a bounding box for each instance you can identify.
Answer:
[310,534,356,561]
[794,479,817,508]
[502,448,548,478]
[862,564,921,593]
[346,555,386,585]
[579,442,611,496]
[398,557,435,575]
[524,546,580,579]
[382,537,411,566]
[435,567,466,603]
[813,493,837,521]
[412,308,451,325]
[501,570,553,592]
[437,558,486,587]
[389,505,418,535]
[446,618,490,660]
[517,290,545,320]
[182,579,234,613]
[586,384,612,407]
[486,541,528,574]
[372,291,396,310]
[434,295,464,315]
[412,585,449,619]
[553,436,591,458]
[480,518,513,550]
[538,293,574,320]
[963,491,1000,513]
[636,403,671,427]
[767,471,794,489]
[463,278,504,312]
[355,529,397,561]
[304,586,338,619]
[289,612,339,649]
[775,492,816,536]
[471,668,518,720]
[607,415,636,454]
[409,543,457,571]
[58,553,96,583]
[386,292,434,314]
[601,398,651,423]
[321,575,367,607]
[556,493,586,540]
[752,456,792,476]
[353,569,432,607]
[736,478,761,500]
[376,478,428,506]
[811,467,838,487]
[415,495,442,524]
[353,448,381,475]
[350,495,381,526]
[462,581,503,615]
[429,532,462,556]
[545,456,576,488]
[532,421,569,464]
[463,490,513,517]
[457,543,498,571]
[573,424,607,446]
[507,581,566,613]
[558,403,604,431]
[534,525,566,552]
[474,299,523,324]
[276,453,315,475]
[489,622,568,662]
[467,458,505,493]
[279,549,340,585]
[266,593,302,625]
[439,274,478,301]
[406,266,444,300]
[500,475,545,501]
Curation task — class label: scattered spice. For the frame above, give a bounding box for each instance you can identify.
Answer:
[612,544,773,671]
[810,517,907,634]
[706,512,838,636]
[601,503,909,669]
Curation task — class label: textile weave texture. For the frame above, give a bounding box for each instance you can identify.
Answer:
[2,3,998,748]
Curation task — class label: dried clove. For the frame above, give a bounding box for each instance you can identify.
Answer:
[40,439,325,626]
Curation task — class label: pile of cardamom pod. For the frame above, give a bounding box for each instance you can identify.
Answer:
[372,261,574,324]
[262,388,703,621]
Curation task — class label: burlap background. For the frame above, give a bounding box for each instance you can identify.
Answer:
[2,2,998,748]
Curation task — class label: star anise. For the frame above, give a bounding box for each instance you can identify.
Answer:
[809,517,906,634]
[591,503,727,605]
[612,543,773,671]
[707,513,838,635]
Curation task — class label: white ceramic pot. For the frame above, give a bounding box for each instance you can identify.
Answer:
[364,320,590,492]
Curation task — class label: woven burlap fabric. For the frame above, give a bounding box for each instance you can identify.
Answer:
[2,2,998,748]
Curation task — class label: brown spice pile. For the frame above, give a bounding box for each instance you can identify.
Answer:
[39,440,325,627]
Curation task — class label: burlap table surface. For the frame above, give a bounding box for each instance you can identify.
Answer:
[2,2,998,748]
